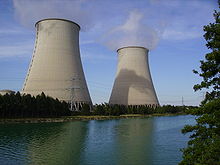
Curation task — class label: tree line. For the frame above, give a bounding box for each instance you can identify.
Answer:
[0,92,193,118]
[0,92,71,118]
[77,103,193,116]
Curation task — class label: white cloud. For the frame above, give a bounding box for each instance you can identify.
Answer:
[9,0,219,52]
[13,0,95,31]
[0,42,33,58]
[0,28,26,35]
[162,29,203,40]
[155,0,216,40]
[81,51,115,61]
[80,40,95,45]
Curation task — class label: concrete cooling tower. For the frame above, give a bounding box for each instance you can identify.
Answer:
[22,18,92,106]
[109,46,159,106]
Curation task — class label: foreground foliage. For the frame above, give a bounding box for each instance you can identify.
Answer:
[193,2,220,105]
[180,1,220,164]
[179,99,220,165]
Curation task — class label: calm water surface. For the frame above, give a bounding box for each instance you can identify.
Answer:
[0,115,195,165]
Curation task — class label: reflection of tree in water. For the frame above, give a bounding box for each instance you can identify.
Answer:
[80,120,120,164]
[110,69,158,105]
[26,122,88,165]
[0,122,89,165]
[0,119,154,165]
[115,118,154,165]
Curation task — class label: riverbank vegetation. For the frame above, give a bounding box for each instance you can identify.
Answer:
[179,2,220,164]
[0,92,71,118]
[0,92,194,119]
[82,103,190,116]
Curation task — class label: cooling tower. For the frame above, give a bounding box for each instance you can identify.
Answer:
[109,46,159,106]
[22,18,92,105]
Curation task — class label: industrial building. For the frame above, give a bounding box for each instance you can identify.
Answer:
[0,90,15,96]
[109,46,159,106]
[22,18,92,108]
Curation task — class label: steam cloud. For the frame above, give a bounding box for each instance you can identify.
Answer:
[101,10,161,50]
[12,0,216,52]
[12,0,163,50]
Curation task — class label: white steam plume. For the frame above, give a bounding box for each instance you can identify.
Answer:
[101,10,161,50]
[12,0,215,51]
[13,0,94,31]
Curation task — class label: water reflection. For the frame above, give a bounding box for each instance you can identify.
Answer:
[80,118,154,165]
[0,116,195,165]
[81,120,117,165]
[27,122,88,165]
[115,118,154,165]
[0,122,88,165]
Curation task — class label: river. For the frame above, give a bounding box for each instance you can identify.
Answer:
[0,115,196,165]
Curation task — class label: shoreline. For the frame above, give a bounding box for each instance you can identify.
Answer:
[0,113,186,124]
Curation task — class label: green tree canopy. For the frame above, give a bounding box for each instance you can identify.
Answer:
[180,1,220,164]
[193,1,220,104]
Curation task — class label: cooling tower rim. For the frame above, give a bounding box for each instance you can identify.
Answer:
[117,46,149,53]
[35,18,81,30]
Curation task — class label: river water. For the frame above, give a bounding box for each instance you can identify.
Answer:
[0,115,195,165]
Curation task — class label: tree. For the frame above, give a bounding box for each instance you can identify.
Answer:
[179,1,220,164]
[179,99,220,165]
[80,104,91,115]
[193,1,220,105]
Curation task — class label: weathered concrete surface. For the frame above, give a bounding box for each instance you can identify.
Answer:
[22,19,91,104]
[109,46,159,106]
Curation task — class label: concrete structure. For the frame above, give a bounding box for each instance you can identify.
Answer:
[109,46,159,106]
[22,18,92,107]
[0,90,15,95]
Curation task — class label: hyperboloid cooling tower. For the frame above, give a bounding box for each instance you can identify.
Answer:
[22,18,92,105]
[109,46,159,106]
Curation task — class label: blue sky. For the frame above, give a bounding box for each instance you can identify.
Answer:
[0,0,218,105]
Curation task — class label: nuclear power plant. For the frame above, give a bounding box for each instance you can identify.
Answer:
[22,18,92,107]
[21,18,159,108]
[109,46,159,106]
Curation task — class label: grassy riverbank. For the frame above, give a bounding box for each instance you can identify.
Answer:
[0,112,186,124]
